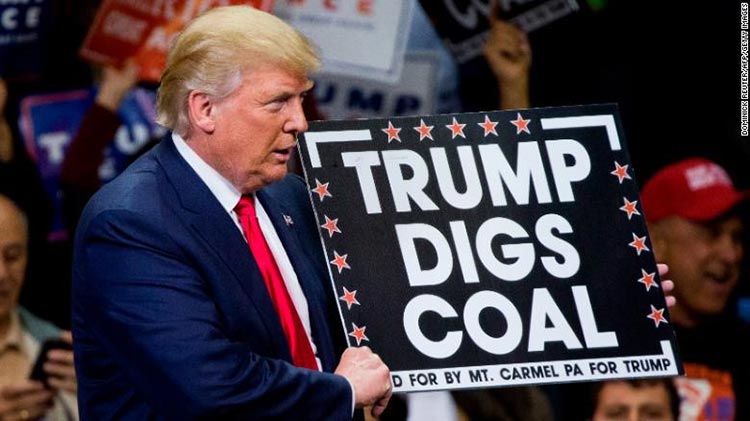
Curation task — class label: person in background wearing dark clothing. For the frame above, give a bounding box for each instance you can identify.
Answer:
[0,78,61,329]
[0,80,12,166]
[0,77,52,257]
[71,6,391,419]
[59,60,143,234]
[588,378,680,421]
[642,158,750,421]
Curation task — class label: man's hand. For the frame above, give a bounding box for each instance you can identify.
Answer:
[44,331,77,394]
[335,346,392,418]
[96,60,140,112]
[482,0,531,109]
[657,263,676,308]
[0,381,54,421]
[483,19,532,85]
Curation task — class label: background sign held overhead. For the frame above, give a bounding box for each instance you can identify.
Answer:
[274,0,413,83]
[312,52,438,120]
[79,0,273,82]
[297,104,682,392]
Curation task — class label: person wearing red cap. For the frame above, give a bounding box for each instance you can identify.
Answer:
[641,157,749,421]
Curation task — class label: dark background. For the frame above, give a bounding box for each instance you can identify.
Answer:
[527,0,746,185]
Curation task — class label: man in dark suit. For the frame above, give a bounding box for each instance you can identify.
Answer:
[71,6,391,419]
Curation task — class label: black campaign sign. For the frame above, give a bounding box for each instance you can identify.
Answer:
[297,104,683,392]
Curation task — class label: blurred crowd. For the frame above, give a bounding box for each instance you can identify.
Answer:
[1,0,748,420]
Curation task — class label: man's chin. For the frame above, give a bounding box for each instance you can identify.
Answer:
[697,298,731,316]
[240,168,289,193]
[703,277,736,298]
[262,168,289,185]
[0,304,12,320]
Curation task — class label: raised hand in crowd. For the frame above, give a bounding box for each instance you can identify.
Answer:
[95,60,140,112]
[482,3,531,110]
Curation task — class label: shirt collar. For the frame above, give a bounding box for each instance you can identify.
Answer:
[0,311,24,353]
[172,132,242,214]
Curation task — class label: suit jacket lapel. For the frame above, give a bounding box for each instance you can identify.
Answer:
[257,191,338,372]
[153,138,290,359]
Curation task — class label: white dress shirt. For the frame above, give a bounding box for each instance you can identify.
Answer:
[172,133,321,370]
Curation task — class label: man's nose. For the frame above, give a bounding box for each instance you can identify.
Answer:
[0,258,8,281]
[285,99,309,134]
[715,234,743,265]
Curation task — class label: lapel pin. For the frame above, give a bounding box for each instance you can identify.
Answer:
[283,214,294,226]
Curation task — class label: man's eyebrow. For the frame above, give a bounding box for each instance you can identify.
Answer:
[265,83,315,102]
[267,92,294,101]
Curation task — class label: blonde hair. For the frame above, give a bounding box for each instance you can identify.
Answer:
[156,6,320,136]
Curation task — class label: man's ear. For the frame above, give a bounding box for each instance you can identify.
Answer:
[187,90,216,134]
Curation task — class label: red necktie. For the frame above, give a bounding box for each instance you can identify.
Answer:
[235,195,318,370]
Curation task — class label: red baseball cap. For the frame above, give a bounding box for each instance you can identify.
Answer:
[641,158,748,223]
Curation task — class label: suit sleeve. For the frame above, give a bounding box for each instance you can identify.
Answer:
[74,208,353,420]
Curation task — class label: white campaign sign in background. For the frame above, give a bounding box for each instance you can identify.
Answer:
[274,0,414,83]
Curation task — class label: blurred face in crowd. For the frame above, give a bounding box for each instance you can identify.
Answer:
[592,381,675,421]
[0,196,27,325]
[194,66,312,193]
[650,213,744,327]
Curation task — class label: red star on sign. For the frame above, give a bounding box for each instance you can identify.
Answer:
[330,251,350,273]
[339,287,360,310]
[478,115,498,137]
[413,119,434,141]
[348,323,369,345]
[637,268,659,291]
[312,178,332,202]
[381,121,402,143]
[619,197,641,220]
[647,305,668,327]
[629,233,650,256]
[610,161,631,184]
[510,112,531,134]
[320,215,341,237]
[446,117,466,139]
